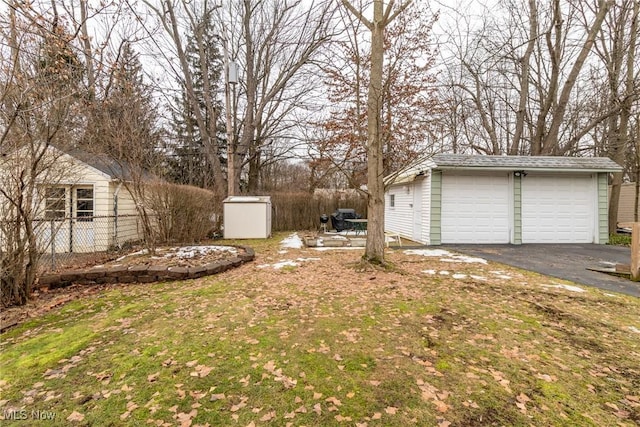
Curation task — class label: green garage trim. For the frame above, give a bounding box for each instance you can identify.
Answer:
[513,175,522,245]
[430,170,442,245]
[598,172,609,244]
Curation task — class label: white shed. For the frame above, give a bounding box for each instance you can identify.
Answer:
[223,196,272,239]
[385,154,622,245]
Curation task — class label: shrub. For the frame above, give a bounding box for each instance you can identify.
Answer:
[608,233,631,247]
[146,181,220,243]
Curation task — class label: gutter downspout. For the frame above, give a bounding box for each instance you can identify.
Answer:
[113,182,122,245]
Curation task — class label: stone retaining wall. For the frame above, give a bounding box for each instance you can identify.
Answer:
[37,246,255,290]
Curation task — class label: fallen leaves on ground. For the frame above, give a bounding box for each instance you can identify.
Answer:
[1,235,639,426]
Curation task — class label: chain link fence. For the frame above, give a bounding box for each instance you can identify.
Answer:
[33,215,144,272]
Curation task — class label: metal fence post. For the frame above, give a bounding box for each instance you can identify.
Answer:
[50,218,55,270]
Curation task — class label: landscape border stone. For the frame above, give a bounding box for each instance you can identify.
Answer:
[37,245,255,290]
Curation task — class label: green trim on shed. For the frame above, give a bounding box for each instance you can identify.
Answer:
[513,175,522,244]
[598,172,609,243]
[430,170,442,245]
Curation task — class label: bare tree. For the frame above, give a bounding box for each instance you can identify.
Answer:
[442,0,613,156]
[0,3,84,306]
[340,0,414,265]
[588,0,639,233]
[140,0,227,201]
[312,3,440,189]
[222,0,336,194]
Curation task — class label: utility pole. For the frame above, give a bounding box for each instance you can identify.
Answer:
[222,35,239,196]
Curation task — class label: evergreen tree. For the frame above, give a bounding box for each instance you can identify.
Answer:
[166,13,226,189]
[83,41,161,166]
[102,42,160,166]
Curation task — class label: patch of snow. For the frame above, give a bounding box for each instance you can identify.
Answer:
[541,284,586,293]
[440,255,487,264]
[439,271,450,275]
[422,269,436,275]
[278,250,288,254]
[491,271,512,279]
[470,275,487,281]
[280,233,303,249]
[452,274,467,279]
[628,326,640,334]
[404,249,451,257]
[116,248,148,261]
[258,257,320,269]
[166,245,237,259]
[272,260,300,269]
[404,249,487,264]
[604,293,618,297]
[599,261,616,266]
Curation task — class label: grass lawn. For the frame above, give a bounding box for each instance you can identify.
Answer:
[1,232,639,426]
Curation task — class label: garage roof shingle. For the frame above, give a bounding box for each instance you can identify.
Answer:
[432,154,622,172]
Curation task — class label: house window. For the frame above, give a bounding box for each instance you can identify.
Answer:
[75,188,94,221]
[44,187,66,220]
[390,194,395,207]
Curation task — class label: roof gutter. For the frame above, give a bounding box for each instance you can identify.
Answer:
[434,166,622,173]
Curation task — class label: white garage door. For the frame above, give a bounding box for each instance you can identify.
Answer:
[441,173,510,243]
[522,175,594,243]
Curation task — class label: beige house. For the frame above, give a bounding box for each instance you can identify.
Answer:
[612,182,639,224]
[1,146,143,254]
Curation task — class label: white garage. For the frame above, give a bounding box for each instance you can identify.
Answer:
[441,173,510,243]
[384,154,622,245]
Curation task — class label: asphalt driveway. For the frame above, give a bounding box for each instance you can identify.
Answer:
[442,244,640,298]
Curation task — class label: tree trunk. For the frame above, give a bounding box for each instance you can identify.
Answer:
[340,0,413,264]
[79,0,95,100]
[233,0,257,196]
[163,0,226,201]
[633,168,640,222]
[247,147,260,193]
[607,0,637,234]
[363,0,386,264]
[510,0,537,155]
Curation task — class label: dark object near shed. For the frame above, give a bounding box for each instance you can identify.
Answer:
[331,209,361,232]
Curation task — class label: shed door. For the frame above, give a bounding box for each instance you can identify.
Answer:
[522,174,595,243]
[441,173,510,243]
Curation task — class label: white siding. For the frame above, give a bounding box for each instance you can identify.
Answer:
[384,174,430,244]
[416,175,431,244]
[112,184,143,245]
